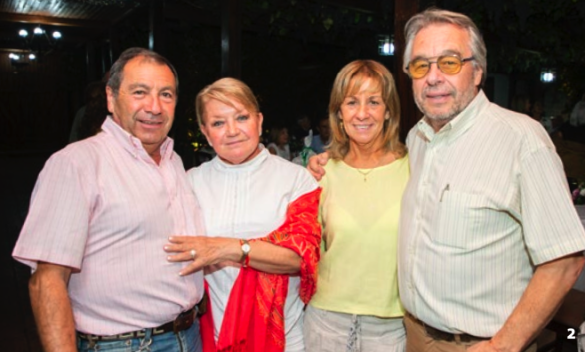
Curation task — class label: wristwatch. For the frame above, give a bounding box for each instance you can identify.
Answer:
[239,239,251,267]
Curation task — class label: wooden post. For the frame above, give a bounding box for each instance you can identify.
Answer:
[394,0,421,141]
[85,41,96,83]
[221,0,242,78]
[108,26,119,65]
[149,0,165,54]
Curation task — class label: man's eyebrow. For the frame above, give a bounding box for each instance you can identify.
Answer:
[160,85,176,94]
[410,49,463,61]
[440,49,463,57]
[128,83,150,90]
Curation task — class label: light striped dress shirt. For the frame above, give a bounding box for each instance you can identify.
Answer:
[13,117,205,335]
[399,91,585,337]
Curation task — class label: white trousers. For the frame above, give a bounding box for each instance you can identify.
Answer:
[303,305,406,352]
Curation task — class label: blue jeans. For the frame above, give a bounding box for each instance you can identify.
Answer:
[77,319,201,352]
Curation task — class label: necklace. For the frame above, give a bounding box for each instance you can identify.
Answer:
[356,168,374,182]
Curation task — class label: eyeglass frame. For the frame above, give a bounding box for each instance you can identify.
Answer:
[405,55,476,79]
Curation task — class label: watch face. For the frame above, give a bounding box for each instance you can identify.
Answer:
[242,243,251,253]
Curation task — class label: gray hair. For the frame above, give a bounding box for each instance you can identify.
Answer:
[403,8,487,86]
[107,47,179,96]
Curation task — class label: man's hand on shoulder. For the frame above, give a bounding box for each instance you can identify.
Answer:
[307,151,330,181]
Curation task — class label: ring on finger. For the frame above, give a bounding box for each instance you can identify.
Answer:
[190,249,196,260]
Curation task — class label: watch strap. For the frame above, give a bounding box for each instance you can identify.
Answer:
[239,239,250,267]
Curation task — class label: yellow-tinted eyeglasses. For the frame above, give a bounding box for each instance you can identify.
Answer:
[406,55,475,79]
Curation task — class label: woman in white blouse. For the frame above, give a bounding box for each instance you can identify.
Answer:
[164,77,321,352]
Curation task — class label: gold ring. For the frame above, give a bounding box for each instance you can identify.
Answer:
[190,249,196,260]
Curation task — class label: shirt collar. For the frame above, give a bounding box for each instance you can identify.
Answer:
[101,117,174,163]
[212,144,268,172]
[417,90,490,144]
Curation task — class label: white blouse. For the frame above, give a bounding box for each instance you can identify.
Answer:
[187,146,318,347]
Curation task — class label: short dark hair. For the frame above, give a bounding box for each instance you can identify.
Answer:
[107,47,179,96]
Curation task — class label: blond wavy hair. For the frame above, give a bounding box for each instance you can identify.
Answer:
[328,60,405,160]
[195,77,260,126]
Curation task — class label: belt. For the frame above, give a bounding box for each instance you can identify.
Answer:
[77,307,196,341]
[406,312,489,343]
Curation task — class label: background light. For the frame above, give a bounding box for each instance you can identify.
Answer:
[382,42,394,55]
[378,35,394,56]
[540,70,556,83]
[13,26,64,65]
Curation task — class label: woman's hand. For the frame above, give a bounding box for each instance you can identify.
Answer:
[164,236,302,275]
[164,236,240,276]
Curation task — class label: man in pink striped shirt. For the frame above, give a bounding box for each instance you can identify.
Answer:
[13,47,205,352]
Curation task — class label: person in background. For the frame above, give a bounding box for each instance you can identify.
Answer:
[309,8,585,352]
[69,80,108,142]
[164,77,321,352]
[510,94,531,116]
[13,47,205,352]
[310,116,331,154]
[291,114,313,154]
[303,59,408,352]
[570,93,585,128]
[268,125,292,160]
[530,100,555,133]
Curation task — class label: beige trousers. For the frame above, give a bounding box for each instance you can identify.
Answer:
[404,313,537,352]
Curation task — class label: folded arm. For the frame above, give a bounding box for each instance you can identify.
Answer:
[166,188,321,285]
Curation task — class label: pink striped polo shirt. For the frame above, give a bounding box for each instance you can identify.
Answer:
[13,117,205,335]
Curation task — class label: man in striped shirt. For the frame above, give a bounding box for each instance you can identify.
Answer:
[13,48,205,352]
[399,8,585,352]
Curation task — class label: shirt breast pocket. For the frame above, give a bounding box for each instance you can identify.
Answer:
[433,191,492,250]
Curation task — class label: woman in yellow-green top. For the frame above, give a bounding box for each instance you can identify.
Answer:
[303,60,408,352]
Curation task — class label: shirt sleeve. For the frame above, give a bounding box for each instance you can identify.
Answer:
[13,151,93,270]
[520,144,585,265]
[290,166,319,203]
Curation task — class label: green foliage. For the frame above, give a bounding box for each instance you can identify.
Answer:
[441,0,585,97]
[242,0,392,45]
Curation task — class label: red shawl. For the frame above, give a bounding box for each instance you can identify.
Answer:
[200,188,322,352]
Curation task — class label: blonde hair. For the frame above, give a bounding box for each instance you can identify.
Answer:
[328,60,405,160]
[195,77,260,125]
